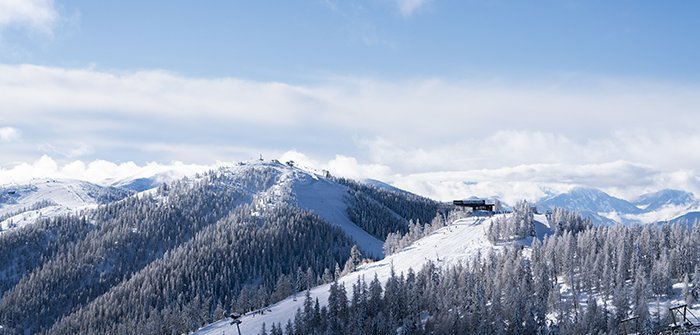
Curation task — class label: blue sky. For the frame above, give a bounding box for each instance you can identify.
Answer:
[5,1,700,82]
[1,0,700,201]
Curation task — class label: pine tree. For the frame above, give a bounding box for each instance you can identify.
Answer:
[322,268,333,284]
[633,274,650,333]
[269,322,282,335]
[327,281,349,334]
[271,275,294,303]
[612,281,628,322]
[285,320,294,335]
[334,263,342,281]
[343,245,362,275]
[682,273,693,306]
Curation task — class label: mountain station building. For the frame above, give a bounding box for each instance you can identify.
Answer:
[453,198,501,212]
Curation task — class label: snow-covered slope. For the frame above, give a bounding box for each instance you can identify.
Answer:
[669,211,700,225]
[112,170,199,192]
[0,161,408,254]
[112,175,166,192]
[537,187,700,225]
[633,189,697,211]
[292,174,384,258]
[362,178,414,196]
[229,161,386,258]
[538,187,643,215]
[174,161,395,258]
[0,179,133,231]
[195,214,548,335]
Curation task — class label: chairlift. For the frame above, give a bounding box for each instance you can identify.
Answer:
[229,312,243,335]
[669,304,699,331]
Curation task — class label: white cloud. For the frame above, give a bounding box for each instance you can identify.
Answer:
[0,155,217,185]
[390,162,700,204]
[0,63,699,198]
[0,0,57,34]
[279,150,393,181]
[1,153,698,208]
[326,155,393,180]
[353,129,700,179]
[278,151,321,169]
[275,151,700,204]
[0,64,319,125]
[394,0,431,17]
[0,126,21,142]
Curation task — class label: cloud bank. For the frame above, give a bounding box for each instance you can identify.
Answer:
[1,63,698,201]
[0,155,216,186]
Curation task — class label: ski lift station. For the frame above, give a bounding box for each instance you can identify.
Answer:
[452,198,501,213]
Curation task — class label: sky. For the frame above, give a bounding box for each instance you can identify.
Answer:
[1,0,700,202]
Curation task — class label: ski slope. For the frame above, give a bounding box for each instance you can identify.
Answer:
[212,161,385,259]
[291,173,384,259]
[194,215,502,335]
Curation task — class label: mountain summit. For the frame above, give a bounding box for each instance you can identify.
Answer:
[633,189,696,211]
[537,187,643,215]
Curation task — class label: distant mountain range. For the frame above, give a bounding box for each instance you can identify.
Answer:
[632,189,696,211]
[0,179,133,231]
[538,187,643,214]
[536,187,699,225]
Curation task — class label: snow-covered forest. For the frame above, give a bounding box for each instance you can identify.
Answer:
[261,213,700,335]
[0,163,697,334]
[0,163,441,334]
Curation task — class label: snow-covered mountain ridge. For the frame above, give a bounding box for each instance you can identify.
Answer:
[0,178,133,231]
[184,161,390,257]
[0,162,438,256]
[2,162,698,231]
[536,187,700,225]
[633,189,696,211]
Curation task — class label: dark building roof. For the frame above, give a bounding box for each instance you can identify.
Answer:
[453,199,486,206]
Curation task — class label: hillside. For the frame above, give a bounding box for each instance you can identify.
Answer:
[196,210,700,335]
[194,215,503,335]
[1,163,698,334]
[195,213,557,335]
[0,161,439,334]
